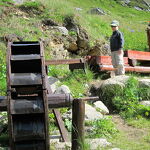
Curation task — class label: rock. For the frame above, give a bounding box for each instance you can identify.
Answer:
[85,103,103,121]
[42,19,59,26]
[88,40,111,56]
[64,16,78,32]
[12,0,24,4]
[95,75,130,110]
[122,0,131,4]
[63,104,103,121]
[48,40,70,59]
[93,101,109,115]
[75,7,82,11]
[55,85,71,94]
[50,139,60,144]
[57,27,68,35]
[62,109,72,120]
[89,80,103,96]
[4,34,23,42]
[140,101,150,107]
[48,76,60,93]
[138,78,150,88]
[86,138,111,149]
[77,27,90,51]
[111,148,121,150]
[55,142,71,149]
[134,6,143,11]
[68,42,78,51]
[88,8,106,15]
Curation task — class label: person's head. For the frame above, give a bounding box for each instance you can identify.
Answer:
[110,20,119,31]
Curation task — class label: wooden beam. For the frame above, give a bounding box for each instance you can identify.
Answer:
[45,59,84,66]
[52,109,69,142]
[0,96,7,111]
[99,65,150,73]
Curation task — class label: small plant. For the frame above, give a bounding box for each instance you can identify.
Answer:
[64,118,72,132]
[112,77,150,119]
[69,31,77,36]
[86,118,118,138]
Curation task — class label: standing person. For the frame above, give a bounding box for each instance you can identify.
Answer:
[110,20,125,76]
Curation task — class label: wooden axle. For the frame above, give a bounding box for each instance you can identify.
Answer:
[0,94,73,111]
[0,95,99,111]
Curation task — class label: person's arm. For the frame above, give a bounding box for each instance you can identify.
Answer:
[118,32,124,50]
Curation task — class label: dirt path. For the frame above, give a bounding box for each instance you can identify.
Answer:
[112,115,148,141]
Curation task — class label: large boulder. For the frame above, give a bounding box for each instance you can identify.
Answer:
[140,101,150,106]
[138,78,150,88]
[88,8,106,15]
[138,78,150,100]
[48,76,60,93]
[76,27,90,53]
[62,103,104,121]
[93,101,109,115]
[55,85,71,94]
[88,40,111,56]
[64,15,78,32]
[91,75,130,110]
[85,103,104,121]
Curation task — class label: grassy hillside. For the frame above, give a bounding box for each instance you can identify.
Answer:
[0,0,150,94]
[0,0,149,104]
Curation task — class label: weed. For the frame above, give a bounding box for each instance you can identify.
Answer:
[112,77,150,119]
[86,117,118,138]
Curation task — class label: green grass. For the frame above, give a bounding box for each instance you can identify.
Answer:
[85,117,118,139]
[36,0,150,50]
[102,117,150,150]
[48,65,94,98]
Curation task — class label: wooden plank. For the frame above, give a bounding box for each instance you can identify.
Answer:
[10,98,44,114]
[99,65,150,73]
[0,96,7,111]
[95,56,129,65]
[45,59,83,65]
[126,50,150,61]
[13,115,45,142]
[10,73,42,86]
[15,141,45,150]
[52,109,69,142]
[11,54,40,61]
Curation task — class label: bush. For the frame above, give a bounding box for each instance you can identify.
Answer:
[112,77,150,119]
[86,117,118,138]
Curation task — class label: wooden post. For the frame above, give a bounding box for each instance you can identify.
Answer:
[147,23,150,51]
[72,99,85,150]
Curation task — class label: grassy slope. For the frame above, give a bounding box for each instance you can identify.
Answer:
[0,0,150,95]
[42,0,150,50]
